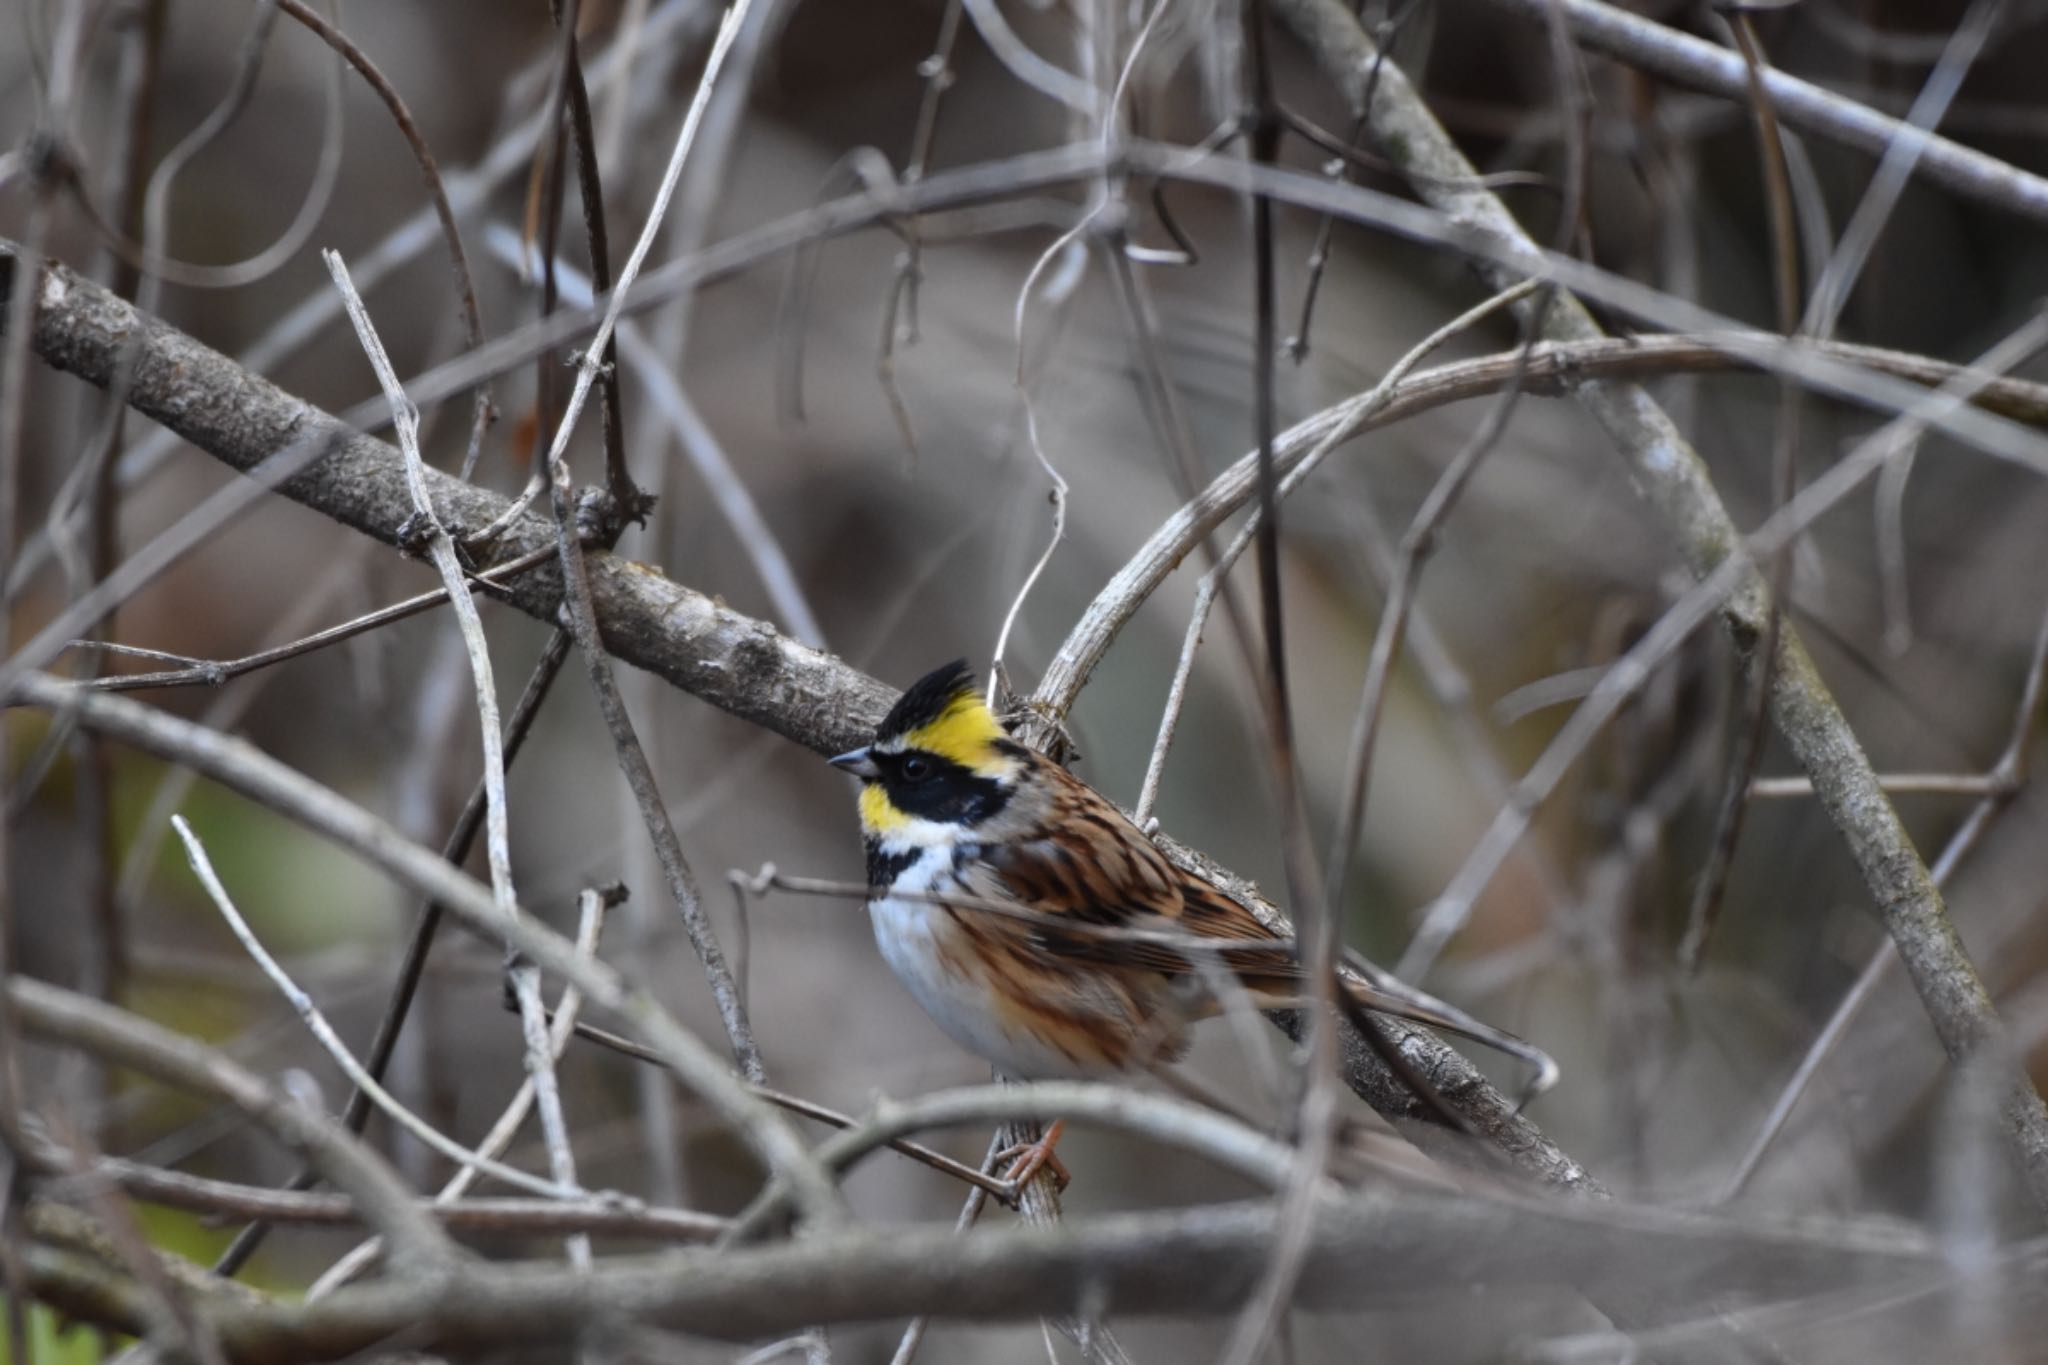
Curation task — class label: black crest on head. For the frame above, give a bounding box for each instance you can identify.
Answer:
[876,659,976,742]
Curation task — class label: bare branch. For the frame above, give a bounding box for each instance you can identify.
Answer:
[170,815,581,1201]
[3,673,844,1227]
[324,249,590,1271]
[28,1145,725,1243]
[1468,0,2048,226]
[310,888,611,1299]
[18,1177,1941,1358]
[1273,0,2048,1214]
[9,977,453,1272]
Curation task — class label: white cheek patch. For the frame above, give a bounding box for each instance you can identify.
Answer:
[871,817,967,854]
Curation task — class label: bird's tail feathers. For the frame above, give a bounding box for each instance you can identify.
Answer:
[1337,965,1558,1112]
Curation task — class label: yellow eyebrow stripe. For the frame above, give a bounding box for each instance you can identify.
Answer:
[901,691,1009,775]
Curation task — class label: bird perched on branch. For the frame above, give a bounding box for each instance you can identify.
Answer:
[830,660,1553,1183]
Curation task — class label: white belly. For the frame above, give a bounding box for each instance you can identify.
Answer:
[868,864,1102,1080]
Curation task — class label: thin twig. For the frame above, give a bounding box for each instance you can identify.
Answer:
[308,888,612,1299]
[958,0,1099,114]
[1467,0,2048,226]
[325,247,590,1270]
[871,0,967,466]
[35,1151,725,1241]
[485,225,825,648]
[79,547,555,692]
[277,0,493,476]
[526,0,585,511]
[473,0,751,542]
[1275,0,2048,1213]
[1750,772,2026,799]
[170,815,583,1201]
[210,629,578,1277]
[1323,289,1556,923]
[547,448,765,1081]
[10,977,453,1272]
[59,0,346,292]
[555,0,640,511]
[989,215,1080,698]
[1677,8,1803,973]
[1281,0,1427,363]
[1717,595,2048,1201]
[1803,0,2006,338]
[551,1015,1019,1205]
[7,674,844,1226]
[727,1081,1310,1240]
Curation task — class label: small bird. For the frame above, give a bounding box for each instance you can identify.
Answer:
[830,660,1550,1179]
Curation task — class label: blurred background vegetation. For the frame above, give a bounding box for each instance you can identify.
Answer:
[7,0,2048,1359]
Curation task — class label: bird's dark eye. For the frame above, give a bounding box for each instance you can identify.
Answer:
[900,755,931,782]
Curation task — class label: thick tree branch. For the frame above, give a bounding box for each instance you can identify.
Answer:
[0,246,892,752]
[22,1183,1935,1361]
[12,242,2045,752]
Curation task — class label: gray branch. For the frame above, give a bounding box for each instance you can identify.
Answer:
[9,977,452,1273]
[1470,0,2048,227]
[24,1183,1937,1360]
[2,671,844,1228]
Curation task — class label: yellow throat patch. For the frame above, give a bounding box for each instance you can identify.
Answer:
[859,782,907,835]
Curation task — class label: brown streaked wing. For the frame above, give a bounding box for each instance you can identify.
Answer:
[1176,875,1285,942]
[974,823,1301,987]
[971,760,1298,989]
[982,778,1554,1067]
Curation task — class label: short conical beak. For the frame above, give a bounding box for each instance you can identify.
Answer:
[829,746,881,780]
